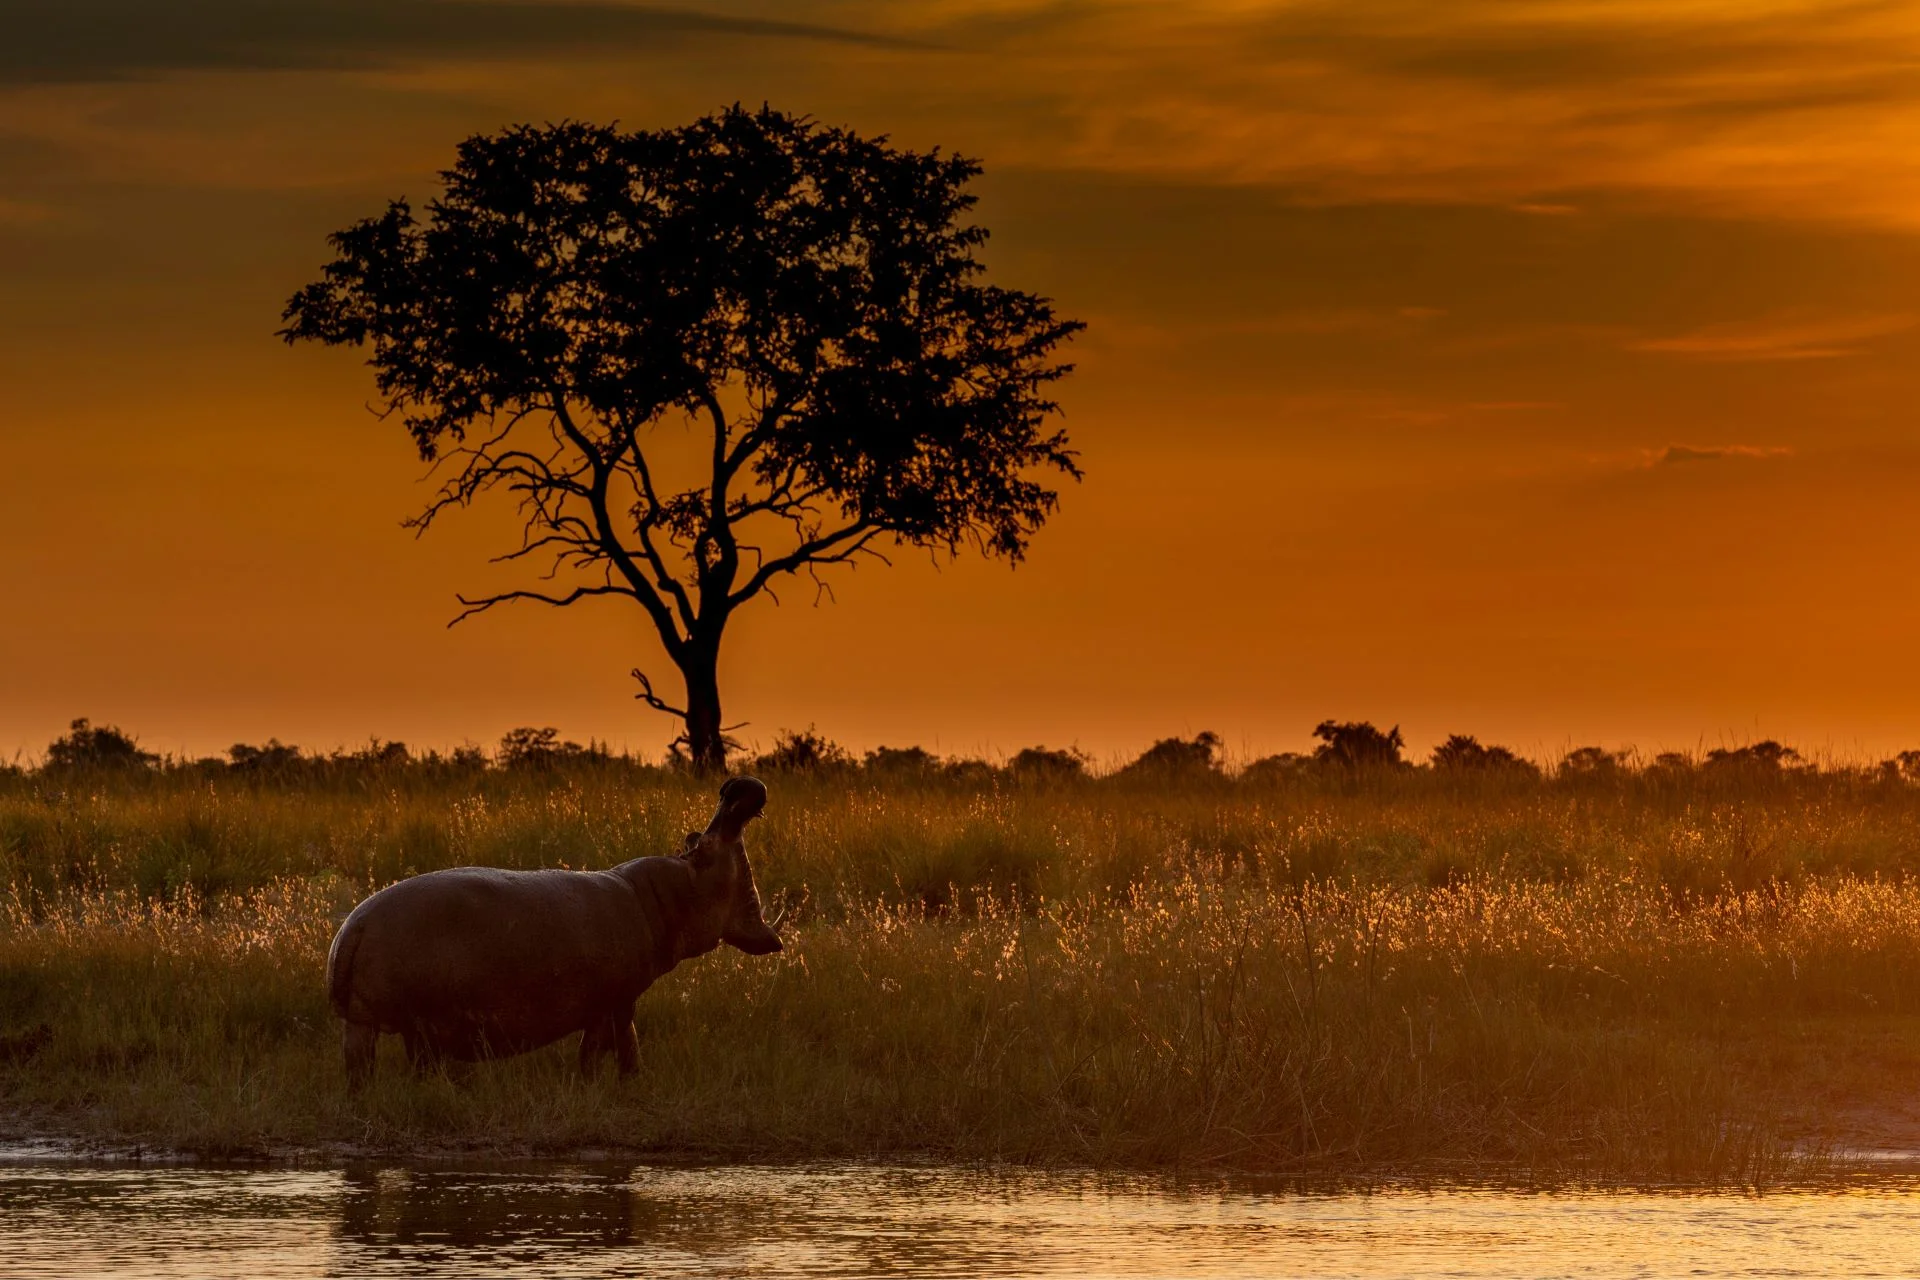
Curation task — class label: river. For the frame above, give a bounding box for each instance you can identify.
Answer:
[2,1158,1917,1277]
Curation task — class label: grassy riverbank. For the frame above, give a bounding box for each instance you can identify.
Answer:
[6,762,1920,1178]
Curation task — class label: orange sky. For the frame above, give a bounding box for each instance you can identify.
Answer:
[4,0,1920,764]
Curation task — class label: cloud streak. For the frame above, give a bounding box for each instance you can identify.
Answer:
[0,1,901,85]
[12,1,1920,228]
[1631,313,1917,361]
[1652,444,1794,466]
[810,0,1920,229]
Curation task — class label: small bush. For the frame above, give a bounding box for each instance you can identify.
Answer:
[1312,720,1405,770]
[1559,745,1626,779]
[499,727,590,770]
[43,719,157,771]
[1117,732,1221,779]
[1007,746,1088,781]
[752,726,851,773]
[228,740,305,776]
[863,745,940,776]
[1431,734,1539,777]
[941,758,999,784]
[1240,753,1309,783]
[1704,741,1802,779]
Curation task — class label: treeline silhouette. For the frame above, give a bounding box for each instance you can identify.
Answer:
[12,716,1920,790]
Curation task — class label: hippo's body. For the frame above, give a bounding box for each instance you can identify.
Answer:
[327,776,781,1086]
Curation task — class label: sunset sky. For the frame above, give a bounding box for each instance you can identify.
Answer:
[5,0,1920,765]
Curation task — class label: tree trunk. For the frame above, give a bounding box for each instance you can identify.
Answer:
[679,644,728,772]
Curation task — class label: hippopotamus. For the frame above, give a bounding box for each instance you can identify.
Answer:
[326,775,782,1087]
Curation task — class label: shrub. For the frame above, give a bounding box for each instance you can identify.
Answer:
[1704,741,1802,777]
[498,727,588,770]
[752,726,851,773]
[1648,751,1696,780]
[864,745,940,776]
[43,719,157,771]
[1007,746,1088,781]
[1311,720,1404,771]
[1559,745,1626,779]
[941,758,999,784]
[1881,751,1920,784]
[1240,752,1309,783]
[1116,732,1221,778]
[228,740,305,776]
[1431,734,1539,777]
[341,739,411,769]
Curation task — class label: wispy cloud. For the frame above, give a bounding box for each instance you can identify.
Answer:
[12,0,1920,228]
[822,0,1920,228]
[1631,313,1917,361]
[0,1,903,85]
[0,197,53,226]
[1651,444,1795,466]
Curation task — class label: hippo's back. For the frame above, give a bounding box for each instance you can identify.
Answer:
[328,866,647,1048]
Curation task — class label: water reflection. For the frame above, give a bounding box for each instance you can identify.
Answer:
[338,1165,648,1251]
[4,1160,1920,1278]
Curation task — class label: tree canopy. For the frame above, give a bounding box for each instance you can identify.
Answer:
[283,105,1082,767]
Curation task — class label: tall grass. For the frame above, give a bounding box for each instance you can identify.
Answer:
[4,764,1920,1178]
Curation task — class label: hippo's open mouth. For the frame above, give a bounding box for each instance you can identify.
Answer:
[708,775,769,836]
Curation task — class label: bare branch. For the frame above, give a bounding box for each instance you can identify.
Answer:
[548,399,690,659]
[448,584,632,627]
[630,668,689,720]
[730,521,887,608]
[698,388,743,611]
[610,408,700,634]
[488,529,599,567]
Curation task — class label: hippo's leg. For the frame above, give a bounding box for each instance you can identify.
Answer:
[612,1008,640,1078]
[577,1011,639,1077]
[578,1017,616,1076]
[402,1028,442,1077]
[342,1021,378,1091]
[578,1021,604,1075]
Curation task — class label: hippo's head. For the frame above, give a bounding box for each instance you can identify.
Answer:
[677,775,782,957]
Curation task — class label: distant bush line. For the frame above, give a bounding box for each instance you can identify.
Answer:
[9,716,1920,791]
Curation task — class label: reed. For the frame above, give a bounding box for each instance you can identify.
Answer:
[4,764,1919,1178]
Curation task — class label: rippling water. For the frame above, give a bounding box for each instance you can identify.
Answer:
[3,1157,1919,1278]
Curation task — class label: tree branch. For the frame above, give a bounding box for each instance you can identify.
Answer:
[630,667,689,720]
[611,408,700,634]
[698,388,742,614]
[448,584,632,627]
[548,399,690,660]
[729,521,886,608]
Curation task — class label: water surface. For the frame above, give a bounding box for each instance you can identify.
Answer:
[2,1160,1917,1278]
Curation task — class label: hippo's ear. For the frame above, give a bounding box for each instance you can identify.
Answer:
[683,832,702,853]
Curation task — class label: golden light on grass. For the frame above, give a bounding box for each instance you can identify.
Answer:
[6,764,1920,1179]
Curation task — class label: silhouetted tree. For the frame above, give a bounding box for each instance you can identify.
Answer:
[1647,751,1696,779]
[941,757,998,784]
[1240,751,1309,782]
[498,726,589,769]
[1431,733,1538,776]
[44,718,156,771]
[1881,750,1920,784]
[283,106,1083,769]
[1119,731,1222,778]
[1703,740,1801,775]
[1311,720,1404,770]
[1008,744,1089,780]
[863,744,939,775]
[1558,745,1625,779]
[449,744,490,771]
[752,725,850,773]
[373,740,412,767]
[228,739,305,775]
